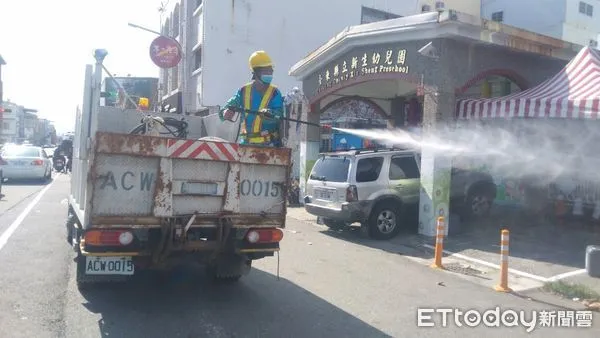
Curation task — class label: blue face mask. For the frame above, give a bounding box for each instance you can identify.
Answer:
[260,74,273,84]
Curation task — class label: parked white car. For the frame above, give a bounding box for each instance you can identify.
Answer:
[0,145,53,181]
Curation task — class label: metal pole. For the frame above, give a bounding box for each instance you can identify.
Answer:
[127,23,163,36]
[90,50,107,124]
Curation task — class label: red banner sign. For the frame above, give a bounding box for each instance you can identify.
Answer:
[149,36,182,69]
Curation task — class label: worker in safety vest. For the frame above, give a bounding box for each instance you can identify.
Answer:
[220,50,285,147]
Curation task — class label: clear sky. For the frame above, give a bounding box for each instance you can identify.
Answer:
[1,0,166,134]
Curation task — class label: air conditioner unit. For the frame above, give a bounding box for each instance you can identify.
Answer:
[422,5,431,12]
[435,1,445,11]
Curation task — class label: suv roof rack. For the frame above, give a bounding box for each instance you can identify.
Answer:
[321,146,414,156]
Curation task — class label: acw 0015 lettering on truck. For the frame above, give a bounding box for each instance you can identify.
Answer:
[66,50,290,288]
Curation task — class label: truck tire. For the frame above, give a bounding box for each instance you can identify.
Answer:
[367,201,402,240]
[75,253,92,290]
[66,212,77,245]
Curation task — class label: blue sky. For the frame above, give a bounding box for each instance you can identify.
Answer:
[1,0,165,133]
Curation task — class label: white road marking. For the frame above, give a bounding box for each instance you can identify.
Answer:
[546,269,588,282]
[422,243,550,282]
[0,183,54,252]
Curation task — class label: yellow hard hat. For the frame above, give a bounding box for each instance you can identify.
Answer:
[138,97,149,109]
[249,50,273,70]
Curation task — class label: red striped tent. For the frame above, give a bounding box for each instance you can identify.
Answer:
[456,46,600,120]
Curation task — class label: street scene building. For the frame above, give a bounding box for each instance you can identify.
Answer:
[157,0,481,115]
[0,100,56,145]
[288,10,594,236]
[481,0,600,48]
[0,53,57,145]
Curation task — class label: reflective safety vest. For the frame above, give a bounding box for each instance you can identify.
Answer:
[240,83,277,144]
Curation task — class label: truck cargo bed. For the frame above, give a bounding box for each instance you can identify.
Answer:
[82,132,290,228]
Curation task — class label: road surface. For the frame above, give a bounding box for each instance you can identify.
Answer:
[0,174,598,337]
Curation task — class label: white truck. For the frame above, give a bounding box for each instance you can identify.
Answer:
[67,50,290,288]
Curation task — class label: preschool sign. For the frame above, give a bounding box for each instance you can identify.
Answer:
[315,46,411,93]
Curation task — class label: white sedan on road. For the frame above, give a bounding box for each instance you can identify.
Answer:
[0,145,52,181]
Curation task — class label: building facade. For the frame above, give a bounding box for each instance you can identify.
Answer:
[418,0,480,16]
[0,100,51,145]
[157,0,481,116]
[289,10,580,236]
[482,0,600,48]
[0,54,5,104]
[0,101,20,143]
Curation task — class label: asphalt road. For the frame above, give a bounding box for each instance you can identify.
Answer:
[0,174,598,337]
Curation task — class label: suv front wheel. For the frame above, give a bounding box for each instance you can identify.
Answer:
[367,202,402,240]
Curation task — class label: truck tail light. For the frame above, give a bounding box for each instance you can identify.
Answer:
[31,159,44,166]
[84,230,135,246]
[245,228,284,244]
[346,185,358,202]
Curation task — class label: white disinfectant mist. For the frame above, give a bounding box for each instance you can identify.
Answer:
[331,119,600,187]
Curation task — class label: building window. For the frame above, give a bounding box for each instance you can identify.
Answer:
[421,5,431,12]
[591,40,598,48]
[196,0,202,10]
[173,4,180,37]
[194,48,202,71]
[360,6,401,24]
[579,1,593,17]
[491,11,504,22]
[164,18,170,36]
[171,66,179,92]
[3,122,9,130]
[320,138,331,152]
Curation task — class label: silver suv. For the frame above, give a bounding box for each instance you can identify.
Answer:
[304,149,497,240]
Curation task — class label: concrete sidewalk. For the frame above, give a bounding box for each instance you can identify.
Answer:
[285,204,600,311]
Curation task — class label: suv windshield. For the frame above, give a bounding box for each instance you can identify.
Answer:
[310,156,350,182]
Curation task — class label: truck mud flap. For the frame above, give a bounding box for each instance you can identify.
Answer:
[208,254,252,279]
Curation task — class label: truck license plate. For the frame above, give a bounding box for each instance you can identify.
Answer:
[85,256,134,275]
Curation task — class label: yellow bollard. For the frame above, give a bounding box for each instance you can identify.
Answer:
[430,217,445,269]
[494,229,512,292]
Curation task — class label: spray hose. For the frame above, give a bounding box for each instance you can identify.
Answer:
[219,106,329,129]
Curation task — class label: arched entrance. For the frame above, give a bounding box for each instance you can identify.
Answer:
[313,73,420,152]
[319,97,389,151]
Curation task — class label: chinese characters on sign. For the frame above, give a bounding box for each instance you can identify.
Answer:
[317,48,409,93]
[149,36,183,69]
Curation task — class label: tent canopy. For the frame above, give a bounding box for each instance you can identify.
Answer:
[456,46,600,120]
